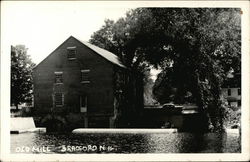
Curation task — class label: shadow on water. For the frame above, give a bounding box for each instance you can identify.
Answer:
[173,132,240,153]
[11,130,240,153]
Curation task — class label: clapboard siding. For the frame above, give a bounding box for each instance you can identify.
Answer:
[33,37,116,122]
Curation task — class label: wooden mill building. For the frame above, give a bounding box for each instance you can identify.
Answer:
[33,36,143,131]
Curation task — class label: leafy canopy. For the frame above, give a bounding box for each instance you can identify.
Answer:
[11,45,36,108]
[90,8,241,130]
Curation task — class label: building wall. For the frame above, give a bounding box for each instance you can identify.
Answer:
[33,37,116,128]
[221,87,241,107]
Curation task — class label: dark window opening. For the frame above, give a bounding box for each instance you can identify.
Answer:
[228,89,231,96]
[55,72,63,83]
[237,100,241,107]
[67,47,76,60]
[80,95,87,112]
[238,88,241,95]
[55,93,63,107]
[81,70,90,83]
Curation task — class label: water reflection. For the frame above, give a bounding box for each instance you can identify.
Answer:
[11,131,240,154]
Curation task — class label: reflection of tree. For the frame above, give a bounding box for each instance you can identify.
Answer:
[177,133,229,153]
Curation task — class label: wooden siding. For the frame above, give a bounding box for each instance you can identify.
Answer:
[33,37,115,119]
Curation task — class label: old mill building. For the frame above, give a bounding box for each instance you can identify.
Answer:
[33,36,143,131]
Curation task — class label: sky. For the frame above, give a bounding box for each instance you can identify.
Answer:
[4,1,246,81]
[2,1,133,64]
[2,1,162,79]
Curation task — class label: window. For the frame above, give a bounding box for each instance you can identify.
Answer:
[55,72,63,83]
[81,69,90,83]
[237,100,241,107]
[54,93,64,107]
[80,95,87,112]
[67,47,76,60]
[227,89,231,96]
[238,88,241,95]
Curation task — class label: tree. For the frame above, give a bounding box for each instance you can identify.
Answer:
[11,45,35,110]
[90,9,155,121]
[89,8,241,131]
[148,8,241,131]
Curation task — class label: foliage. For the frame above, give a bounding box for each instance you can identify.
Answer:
[89,8,241,131]
[223,103,241,129]
[11,45,36,109]
[149,8,241,131]
[90,9,154,72]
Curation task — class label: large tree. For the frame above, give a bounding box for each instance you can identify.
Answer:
[11,45,35,110]
[149,8,241,131]
[89,8,241,131]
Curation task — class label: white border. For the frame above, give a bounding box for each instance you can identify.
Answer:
[1,1,249,161]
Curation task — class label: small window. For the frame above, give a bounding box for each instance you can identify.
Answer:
[80,95,87,112]
[67,47,76,60]
[54,93,64,107]
[55,72,63,83]
[238,88,241,95]
[81,69,90,83]
[227,89,231,96]
[237,100,241,107]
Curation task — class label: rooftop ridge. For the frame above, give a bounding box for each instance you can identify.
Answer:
[73,36,126,68]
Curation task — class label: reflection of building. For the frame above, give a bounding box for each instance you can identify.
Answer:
[221,73,241,107]
[33,36,142,130]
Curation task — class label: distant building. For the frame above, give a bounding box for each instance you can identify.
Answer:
[33,36,143,130]
[221,73,241,107]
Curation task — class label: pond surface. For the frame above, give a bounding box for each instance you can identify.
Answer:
[11,131,240,154]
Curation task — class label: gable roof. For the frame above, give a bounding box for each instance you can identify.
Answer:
[73,36,126,68]
[34,36,126,69]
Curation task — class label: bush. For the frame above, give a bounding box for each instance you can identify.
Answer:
[224,106,241,128]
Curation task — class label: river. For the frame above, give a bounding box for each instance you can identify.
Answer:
[11,129,240,154]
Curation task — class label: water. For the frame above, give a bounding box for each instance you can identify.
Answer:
[11,131,240,154]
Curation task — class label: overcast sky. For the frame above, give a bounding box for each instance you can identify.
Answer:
[2,1,133,64]
[3,1,244,80]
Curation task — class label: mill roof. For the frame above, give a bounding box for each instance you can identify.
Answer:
[34,36,126,69]
[75,37,125,68]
